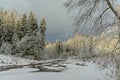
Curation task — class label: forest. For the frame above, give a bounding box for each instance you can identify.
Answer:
[0,0,120,80]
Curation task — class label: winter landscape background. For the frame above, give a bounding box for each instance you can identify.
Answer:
[0,0,120,80]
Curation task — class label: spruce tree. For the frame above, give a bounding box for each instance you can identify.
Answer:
[0,10,4,46]
[56,40,63,55]
[16,20,23,40]
[2,12,15,44]
[40,17,46,50]
[0,27,3,47]
[20,13,28,39]
[11,20,21,55]
[28,12,38,36]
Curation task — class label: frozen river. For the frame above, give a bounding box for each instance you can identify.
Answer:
[0,60,101,80]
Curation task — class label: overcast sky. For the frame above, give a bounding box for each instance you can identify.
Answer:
[0,0,74,41]
[0,0,120,41]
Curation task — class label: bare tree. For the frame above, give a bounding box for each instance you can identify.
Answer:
[65,0,120,80]
[65,0,120,35]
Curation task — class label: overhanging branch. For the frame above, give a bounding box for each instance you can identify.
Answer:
[105,0,120,20]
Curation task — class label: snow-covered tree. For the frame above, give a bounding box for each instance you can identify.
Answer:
[17,36,41,60]
[40,17,46,50]
[1,12,15,44]
[19,13,28,39]
[28,12,38,36]
[55,40,63,55]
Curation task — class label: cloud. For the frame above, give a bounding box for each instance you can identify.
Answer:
[0,0,74,41]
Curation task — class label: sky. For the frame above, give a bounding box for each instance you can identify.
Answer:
[0,0,120,41]
[0,0,74,41]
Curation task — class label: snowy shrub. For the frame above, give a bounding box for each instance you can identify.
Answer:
[0,42,12,55]
[44,42,57,59]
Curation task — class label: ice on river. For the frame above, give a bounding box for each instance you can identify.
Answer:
[0,59,101,80]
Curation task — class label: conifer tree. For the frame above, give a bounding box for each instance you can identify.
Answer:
[56,40,63,55]
[40,17,46,50]
[11,20,21,55]
[20,13,28,39]
[2,12,15,44]
[0,10,4,46]
[0,27,3,47]
[28,12,38,36]
[16,20,23,40]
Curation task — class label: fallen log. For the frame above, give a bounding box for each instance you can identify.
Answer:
[30,59,66,66]
[0,59,66,72]
[51,64,67,68]
[36,65,65,72]
[0,65,23,71]
[75,63,87,66]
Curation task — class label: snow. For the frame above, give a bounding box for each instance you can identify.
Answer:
[0,64,99,80]
[0,62,100,79]
[0,54,38,66]
[0,54,103,80]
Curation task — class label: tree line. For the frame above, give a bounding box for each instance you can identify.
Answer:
[0,10,46,59]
